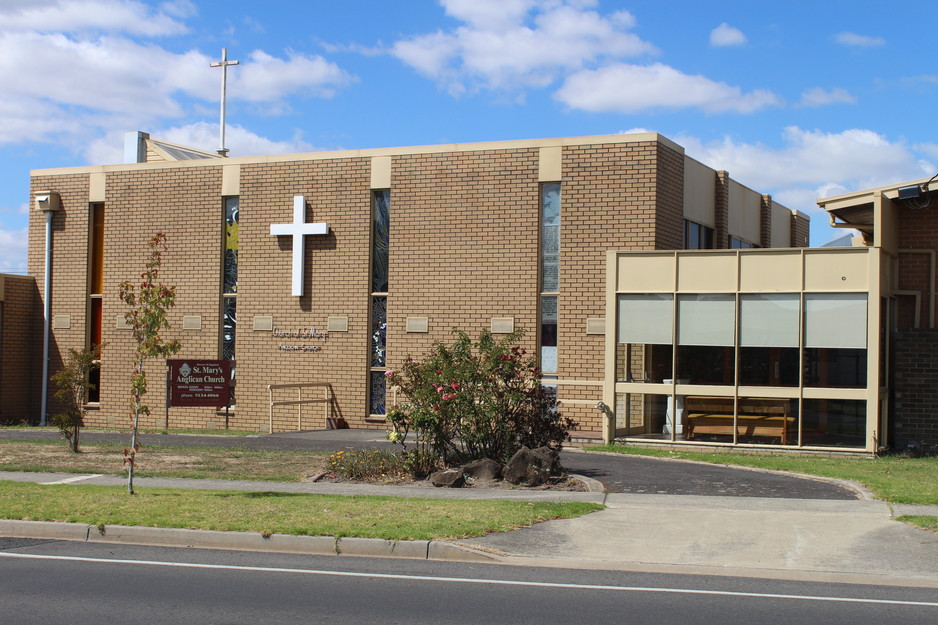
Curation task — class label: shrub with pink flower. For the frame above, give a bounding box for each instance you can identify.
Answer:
[386,330,576,465]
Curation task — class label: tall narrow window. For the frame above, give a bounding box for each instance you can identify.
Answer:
[540,183,560,375]
[369,190,390,416]
[221,197,238,361]
[87,203,105,403]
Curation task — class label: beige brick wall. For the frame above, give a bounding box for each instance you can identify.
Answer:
[28,135,792,438]
[558,141,683,432]
[388,148,540,375]
[237,158,372,431]
[0,274,40,423]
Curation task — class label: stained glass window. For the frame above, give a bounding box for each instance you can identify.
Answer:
[372,190,390,294]
[224,197,239,294]
[371,296,387,368]
[222,297,236,361]
[370,371,387,416]
[540,183,560,292]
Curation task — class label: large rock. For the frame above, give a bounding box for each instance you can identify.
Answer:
[503,446,560,486]
[461,458,502,481]
[429,469,465,488]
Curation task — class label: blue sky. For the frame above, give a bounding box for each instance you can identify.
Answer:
[1,0,936,273]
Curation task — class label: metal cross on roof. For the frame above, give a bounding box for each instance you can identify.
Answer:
[210,48,239,156]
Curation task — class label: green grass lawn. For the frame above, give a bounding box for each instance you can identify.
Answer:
[588,445,938,506]
[0,481,601,541]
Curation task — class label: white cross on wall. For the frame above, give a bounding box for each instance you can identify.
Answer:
[270,195,330,297]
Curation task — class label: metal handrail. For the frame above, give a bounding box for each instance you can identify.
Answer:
[267,382,332,433]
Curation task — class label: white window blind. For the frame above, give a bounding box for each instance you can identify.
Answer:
[677,294,735,346]
[618,294,673,345]
[804,293,867,349]
[740,294,800,348]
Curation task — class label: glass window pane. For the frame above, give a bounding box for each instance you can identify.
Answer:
[804,293,867,349]
[222,297,236,360]
[618,294,673,345]
[802,399,866,447]
[371,296,387,368]
[224,197,239,294]
[90,204,105,295]
[540,295,557,373]
[541,183,560,292]
[740,294,799,348]
[369,371,386,416]
[371,190,390,294]
[678,294,735,346]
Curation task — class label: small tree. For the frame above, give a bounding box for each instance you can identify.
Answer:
[118,233,181,495]
[51,344,104,453]
[386,330,577,466]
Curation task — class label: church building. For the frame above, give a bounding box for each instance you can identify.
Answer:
[24,130,922,453]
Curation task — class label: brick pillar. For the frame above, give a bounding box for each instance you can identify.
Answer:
[714,171,730,249]
[760,194,772,248]
[790,210,810,247]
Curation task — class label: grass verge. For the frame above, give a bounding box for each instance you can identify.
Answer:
[588,445,938,505]
[0,481,601,540]
[897,516,938,532]
[0,440,324,482]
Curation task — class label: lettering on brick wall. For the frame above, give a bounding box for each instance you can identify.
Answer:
[272,327,329,353]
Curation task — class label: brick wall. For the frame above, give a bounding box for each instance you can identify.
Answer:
[896,202,938,329]
[29,135,787,438]
[558,140,683,432]
[0,274,39,423]
[892,329,938,447]
[760,194,772,248]
[791,211,810,247]
[237,158,372,431]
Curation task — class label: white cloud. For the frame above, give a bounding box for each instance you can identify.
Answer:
[710,23,746,47]
[235,50,354,102]
[797,87,856,107]
[835,32,885,47]
[391,0,656,95]
[676,127,937,245]
[0,0,188,36]
[554,63,779,114]
[0,223,29,275]
[0,27,354,147]
[84,122,317,165]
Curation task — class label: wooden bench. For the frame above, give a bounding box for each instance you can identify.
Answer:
[685,396,794,444]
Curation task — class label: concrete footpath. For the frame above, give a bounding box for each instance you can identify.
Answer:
[2,469,938,587]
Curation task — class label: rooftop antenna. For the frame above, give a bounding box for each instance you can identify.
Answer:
[210,48,239,156]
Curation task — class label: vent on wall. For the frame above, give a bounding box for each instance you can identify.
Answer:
[183,315,202,330]
[586,318,605,335]
[115,314,131,330]
[491,317,515,334]
[327,316,349,332]
[406,317,429,333]
[253,316,273,331]
[52,314,71,330]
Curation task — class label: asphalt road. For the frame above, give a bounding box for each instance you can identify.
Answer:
[0,429,859,499]
[2,539,936,625]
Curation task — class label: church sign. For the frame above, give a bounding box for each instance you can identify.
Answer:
[167,359,233,407]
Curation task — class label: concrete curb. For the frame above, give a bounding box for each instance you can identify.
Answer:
[0,519,501,562]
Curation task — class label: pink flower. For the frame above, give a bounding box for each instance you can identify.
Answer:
[436,385,444,393]
[451,382,460,390]
[384,370,394,377]
[442,393,456,401]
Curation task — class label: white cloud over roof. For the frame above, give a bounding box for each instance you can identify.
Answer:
[835,32,885,47]
[709,23,746,47]
[554,63,779,114]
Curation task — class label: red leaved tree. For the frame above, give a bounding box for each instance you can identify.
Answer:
[118,233,181,495]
